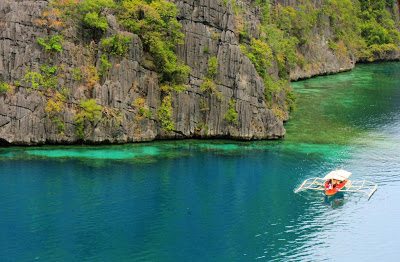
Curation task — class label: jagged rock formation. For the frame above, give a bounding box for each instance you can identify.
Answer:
[0,0,399,145]
[0,0,285,145]
[283,0,400,80]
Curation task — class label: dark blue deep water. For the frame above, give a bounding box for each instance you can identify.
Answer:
[1,62,400,261]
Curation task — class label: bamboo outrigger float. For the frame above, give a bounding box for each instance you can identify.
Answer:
[295,169,378,200]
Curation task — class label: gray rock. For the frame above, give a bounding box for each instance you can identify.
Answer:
[0,0,286,145]
[3,0,397,145]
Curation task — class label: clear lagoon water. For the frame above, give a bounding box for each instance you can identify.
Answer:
[1,62,400,261]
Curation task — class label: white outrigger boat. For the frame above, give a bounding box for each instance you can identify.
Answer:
[295,169,378,200]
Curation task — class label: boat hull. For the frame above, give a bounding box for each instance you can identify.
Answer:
[325,180,347,195]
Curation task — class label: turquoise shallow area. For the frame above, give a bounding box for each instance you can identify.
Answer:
[1,62,400,261]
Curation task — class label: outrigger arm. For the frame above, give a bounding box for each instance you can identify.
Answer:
[339,180,378,200]
[295,177,378,200]
[294,177,326,193]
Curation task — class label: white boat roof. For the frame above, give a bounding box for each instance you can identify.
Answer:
[323,169,352,181]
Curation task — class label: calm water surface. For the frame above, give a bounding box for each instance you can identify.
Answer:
[1,62,400,261]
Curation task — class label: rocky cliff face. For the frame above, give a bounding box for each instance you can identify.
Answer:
[283,0,400,80]
[0,0,285,145]
[0,0,399,145]
[290,33,357,81]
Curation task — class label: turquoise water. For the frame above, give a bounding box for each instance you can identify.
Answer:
[1,62,400,261]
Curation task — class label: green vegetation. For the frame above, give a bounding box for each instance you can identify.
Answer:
[40,65,57,75]
[24,0,400,137]
[37,35,63,53]
[119,0,190,86]
[223,98,238,124]
[238,1,301,111]
[240,39,273,79]
[24,65,58,92]
[274,4,317,46]
[267,0,400,61]
[320,0,364,58]
[139,108,152,118]
[156,95,174,132]
[134,98,152,118]
[40,65,58,89]
[62,0,115,32]
[328,38,339,51]
[101,34,132,56]
[0,81,10,95]
[84,11,109,31]
[75,99,103,138]
[200,56,222,101]
[72,67,82,81]
[359,0,400,58]
[242,0,400,116]
[159,84,186,93]
[207,56,218,77]
[51,0,191,133]
[99,54,111,77]
[55,0,190,86]
[285,87,296,113]
[24,72,43,92]
[45,91,68,134]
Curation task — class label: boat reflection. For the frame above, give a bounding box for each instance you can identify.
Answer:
[324,192,346,209]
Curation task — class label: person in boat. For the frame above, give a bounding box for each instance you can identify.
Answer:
[325,180,332,190]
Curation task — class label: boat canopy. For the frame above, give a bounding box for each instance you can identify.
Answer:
[323,169,352,181]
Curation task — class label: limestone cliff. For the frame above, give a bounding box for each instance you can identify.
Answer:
[0,0,399,145]
[0,0,285,145]
[283,0,400,80]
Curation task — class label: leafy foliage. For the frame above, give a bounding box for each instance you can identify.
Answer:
[359,0,400,57]
[119,0,190,84]
[285,87,296,113]
[101,34,132,56]
[40,65,58,89]
[37,35,64,53]
[156,95,174,132]
[250,0,400,114]
[207,56,218,78]
[72,67,82,81]
[45,91,67,134]
[84,11,109,31]
[62,0,115,32]
[199,78,214,93]
[0,81,10,95]
[134,97,152,118]
[241,38,273,79]
[275,4,317,46]
[24,72,43,92]
[99,54,111,77]
[75,99,103,138]
[328,38,339,50]
[82,65,100,89]
[200,56,222,101]
[223,98,238,124]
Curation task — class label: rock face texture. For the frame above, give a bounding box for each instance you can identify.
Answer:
[0,0,285,145]
[0,0,399,145]
[290,35,357,81]
[281,0,400,80]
